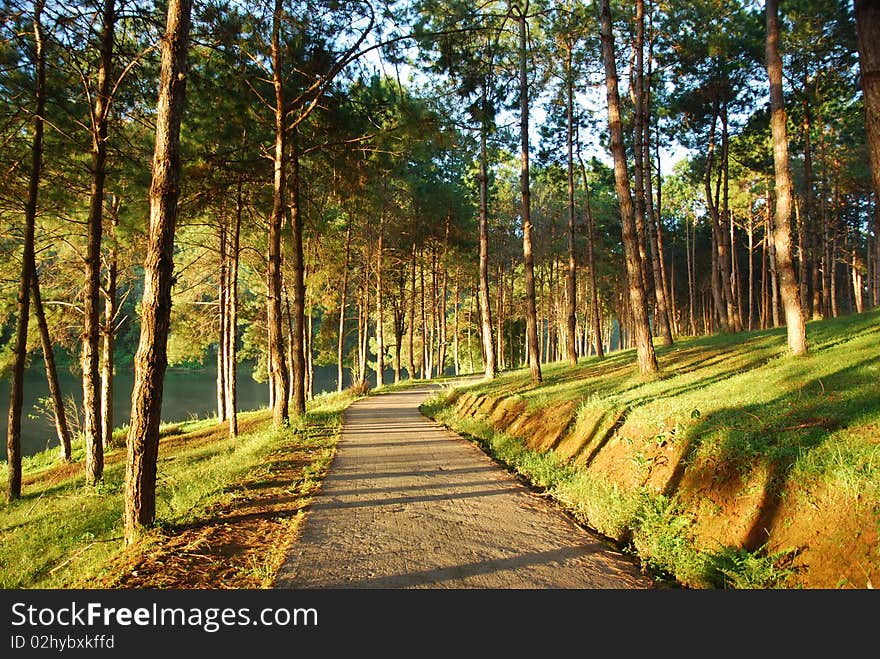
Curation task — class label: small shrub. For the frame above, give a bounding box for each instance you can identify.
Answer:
[707,545,798,589]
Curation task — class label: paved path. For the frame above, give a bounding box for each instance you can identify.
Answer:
[274,384,652,589]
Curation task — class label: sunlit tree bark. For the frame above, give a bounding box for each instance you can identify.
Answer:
[124,0,192,544]
[765,0,807,355]
[7,0,46,502]
[599,0,658,375]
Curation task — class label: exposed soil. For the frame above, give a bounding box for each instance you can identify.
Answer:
[446,389,880,589]
[82,415,336,589]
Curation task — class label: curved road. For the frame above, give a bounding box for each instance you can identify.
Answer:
[274,384,652,589]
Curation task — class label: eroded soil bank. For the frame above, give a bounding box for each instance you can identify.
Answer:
[438,383,878,589]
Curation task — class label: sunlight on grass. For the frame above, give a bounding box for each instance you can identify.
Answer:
[0,392,355,589]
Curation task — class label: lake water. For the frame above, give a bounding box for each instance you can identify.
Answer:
[1,362,345,458]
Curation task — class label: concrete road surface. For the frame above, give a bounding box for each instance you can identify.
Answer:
[273,384,652,589]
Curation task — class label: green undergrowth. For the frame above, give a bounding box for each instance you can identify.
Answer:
[422,310,880,589]
[0,391,356,589]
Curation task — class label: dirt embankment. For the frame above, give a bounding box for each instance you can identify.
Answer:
[443,389,878,589]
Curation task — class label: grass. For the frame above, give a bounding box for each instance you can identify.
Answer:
[0,390,356,589]
[422,309,880,588]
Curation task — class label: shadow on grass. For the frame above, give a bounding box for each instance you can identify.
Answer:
[661,360,879,551]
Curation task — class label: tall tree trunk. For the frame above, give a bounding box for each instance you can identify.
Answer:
[598,0,658,375]
[748,215,755,331]
[852,244,864,314]
[8,0,45,501]
[631,0,650,296]
[795,196,808,313]
[768,185,781,328]
[429,245,438,376]
[305,283,314,401]
[337,218,352,392]
[653,104,675,331]
[720,104,742,332]
[267,0,289,426]
[408,240,417,379]
[565,48,578,366]
[83,0,116,485]
[642,19,672,346]
[477,83,496,379]
[101,203,119,448]
[855,0,880,254]
[766,0,807,355]
[496,263,504,370]
[216,220,227,422]
[124,0,192,545]
[375,210,385,388]
[515,0,542,384]
[453,276,460,375]
[705,105,730,333]
[831,180,840,318]
[686,214,696,335]
[439,214,450,375]
[357,261,370,386]
[420,251,427,378]
[227,180,242,438]
[289,130,306,415]
[801,66,816,318]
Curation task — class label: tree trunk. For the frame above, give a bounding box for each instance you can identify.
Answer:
[124,0,192,545]
[83,0,116,485]
[767,186,781,328]
[631,0,650,297]
[748,216,755,331]
[32,269,73,461]
[766,0,808,355]
[831,181,840,318]
[375,210,385,388]
[453,276,460,375]
[8,0,45,501]
[439,215,450,375]
[801,66,816,319]
[227,180,242,438]
[289,130,306,415]
[408,241,417,379]
[306,284,314,401]
[855,0,880,253]
[642,30,672,346]
[515,1,542,384]
[357,261,369,386]
[267,0,289,426]
[216,220,227,422]
[686,214,696,335]
[337,218,352,392]
[598,0,658,375]
[565,48,578,366]
[705,105,729,334]
[496,263,504,370]
[478,84,496,379]
[101,204,119,449]
[720,104,742,332]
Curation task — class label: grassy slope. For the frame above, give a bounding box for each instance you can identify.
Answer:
[0,391,355,588]
[423,310,880,589]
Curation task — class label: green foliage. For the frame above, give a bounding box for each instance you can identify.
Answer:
[707,545,798,589]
